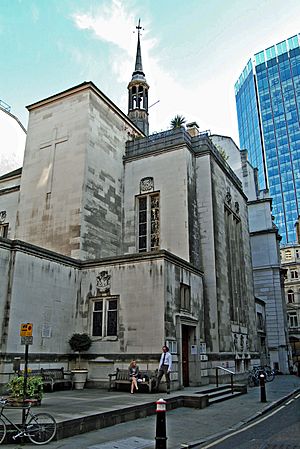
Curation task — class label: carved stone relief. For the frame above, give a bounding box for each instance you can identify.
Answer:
[0,211,7,223]
[96,271,111,294]
[140,177,154,193]
[225,189,232,205]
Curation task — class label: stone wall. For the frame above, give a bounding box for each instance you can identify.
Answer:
[14,83,141,260]
[0,238,205,387]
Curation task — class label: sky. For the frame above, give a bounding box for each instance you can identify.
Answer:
[1,0,300,174]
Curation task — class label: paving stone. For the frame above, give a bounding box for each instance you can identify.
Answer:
[88,436,153,449]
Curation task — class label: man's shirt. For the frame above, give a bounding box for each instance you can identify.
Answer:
[159,351,172,371]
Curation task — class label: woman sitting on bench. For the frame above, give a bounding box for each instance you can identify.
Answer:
[128,360,140,394]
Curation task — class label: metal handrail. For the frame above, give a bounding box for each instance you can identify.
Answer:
[215,366,235,393]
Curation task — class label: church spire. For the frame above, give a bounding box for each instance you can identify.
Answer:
[128,19,149,136]
[134,20,144,74]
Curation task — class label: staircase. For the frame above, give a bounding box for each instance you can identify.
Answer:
[203,384,247,404]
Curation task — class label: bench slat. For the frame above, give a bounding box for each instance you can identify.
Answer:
[29,368,73,392]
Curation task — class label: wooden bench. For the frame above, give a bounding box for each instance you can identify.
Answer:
[108,368,156,393]
[30,367,73,392]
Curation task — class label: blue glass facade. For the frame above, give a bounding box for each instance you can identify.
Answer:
[235,34,300,243]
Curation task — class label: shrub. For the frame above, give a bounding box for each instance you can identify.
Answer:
[7,375,43,400]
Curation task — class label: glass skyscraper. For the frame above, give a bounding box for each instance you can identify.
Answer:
[235,34,300,243]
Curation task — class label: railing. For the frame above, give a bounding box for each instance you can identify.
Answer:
[215,366,235,394]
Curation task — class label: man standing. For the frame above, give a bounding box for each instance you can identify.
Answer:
[156,345,172,394]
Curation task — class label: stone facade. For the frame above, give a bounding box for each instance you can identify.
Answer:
[211,134,289,373]
[0,86,258,389]
[14,83,141,259]
[280,244,300,374]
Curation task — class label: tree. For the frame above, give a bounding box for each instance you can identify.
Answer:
[69,333,92,369]
[170,115,186,129]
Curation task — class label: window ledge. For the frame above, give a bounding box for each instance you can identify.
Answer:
[91,336,118,342]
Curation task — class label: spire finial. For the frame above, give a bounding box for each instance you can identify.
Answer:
[136,18,142,36]
[133,18,144,74]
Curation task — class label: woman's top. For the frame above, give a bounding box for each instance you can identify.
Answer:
[128,365,139,378]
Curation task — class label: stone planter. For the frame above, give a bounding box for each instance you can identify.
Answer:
[71,369,88,389]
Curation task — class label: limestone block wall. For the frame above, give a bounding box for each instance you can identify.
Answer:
[14,83,141,260]
[81,90,139,259]
[195,151,256,356]
[0,240,80,382]
[0,238,206,387]
[195,154,218,352]
[123,147,190,261]
[80,257,165,358]
[15,90,89,257]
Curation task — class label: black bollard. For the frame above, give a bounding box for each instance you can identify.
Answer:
[259,372,267,403]
[155,398,167,449]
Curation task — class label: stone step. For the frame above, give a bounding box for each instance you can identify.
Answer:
[209,390,244,404]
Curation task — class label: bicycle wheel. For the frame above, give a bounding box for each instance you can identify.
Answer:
[27,412,56,445]
[264,366,275,382]
[248,374,256,387]
[0,417,7,444]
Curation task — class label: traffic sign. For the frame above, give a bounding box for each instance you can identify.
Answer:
[21,336,33,345]
[20,323,33,337]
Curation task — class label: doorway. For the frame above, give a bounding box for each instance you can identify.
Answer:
[182,325,190,387]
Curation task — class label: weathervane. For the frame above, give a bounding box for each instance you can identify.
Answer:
[134,18,144,37]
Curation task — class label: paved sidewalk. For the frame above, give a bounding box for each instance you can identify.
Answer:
[1,375,300,448]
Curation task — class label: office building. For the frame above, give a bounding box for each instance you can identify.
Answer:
[235,34,300,243]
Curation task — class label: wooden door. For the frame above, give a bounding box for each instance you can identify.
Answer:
[182,325,189,387]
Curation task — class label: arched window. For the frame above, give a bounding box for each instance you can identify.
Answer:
[287,290,294,303]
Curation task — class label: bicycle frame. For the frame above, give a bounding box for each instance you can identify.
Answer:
[0,403,32,439]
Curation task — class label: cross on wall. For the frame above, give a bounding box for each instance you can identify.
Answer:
[39,128,68,194]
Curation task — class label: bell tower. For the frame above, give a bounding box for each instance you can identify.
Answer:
[128,19,149,136]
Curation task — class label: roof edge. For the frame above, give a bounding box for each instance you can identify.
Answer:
[26,81,144,136]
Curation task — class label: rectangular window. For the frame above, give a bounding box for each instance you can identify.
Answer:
[180,284,191,311]
[288,312,298,328]
[291,270,298,279]
[92,298,118,337]
[0,224,8,238]
[107,299,118,336]
[166,340,178,354]
[257,312,264,330]
[138,193,160,252]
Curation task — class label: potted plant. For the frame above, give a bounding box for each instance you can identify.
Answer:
[7,374,43,405]
[69,333,92,389]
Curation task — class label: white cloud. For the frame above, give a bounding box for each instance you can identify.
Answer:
[71,0,239,139]
[73,0,136,53]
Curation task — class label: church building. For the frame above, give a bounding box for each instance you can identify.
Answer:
[0,24,258,389]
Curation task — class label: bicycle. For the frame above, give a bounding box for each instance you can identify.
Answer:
[247,370,259,387]
[247,365,275,387]
[0,398,56,445]
[263,365,275,382]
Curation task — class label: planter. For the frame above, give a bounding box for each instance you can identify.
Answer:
[71,369,88,389]
[6,397,41,406]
